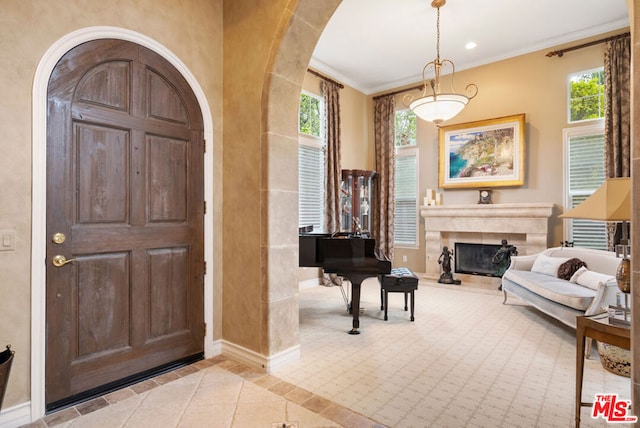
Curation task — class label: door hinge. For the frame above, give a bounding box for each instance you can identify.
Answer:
[203,139,206,153]
[203,260,207,276]
[203,323,207,336]
[204,200,207,215]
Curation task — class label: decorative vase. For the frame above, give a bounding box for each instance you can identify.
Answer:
[616,257,631,293]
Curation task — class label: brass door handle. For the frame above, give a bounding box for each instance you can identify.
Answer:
[52,255,76,267]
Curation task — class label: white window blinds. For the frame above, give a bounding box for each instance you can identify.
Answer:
[298,143,325,231]
[394,149,418,246]
[566,130,606,249]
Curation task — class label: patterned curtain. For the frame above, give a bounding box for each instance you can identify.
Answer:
[321,80,343,287]
[604,35,631,249]
[373,95,396,260]
[322,80,342,234]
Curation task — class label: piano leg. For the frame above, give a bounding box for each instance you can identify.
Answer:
[348,275,368,335]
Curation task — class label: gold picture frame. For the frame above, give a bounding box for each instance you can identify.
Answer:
[438,113,526,189]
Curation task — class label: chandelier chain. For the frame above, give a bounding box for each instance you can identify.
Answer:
[435,6,441,62]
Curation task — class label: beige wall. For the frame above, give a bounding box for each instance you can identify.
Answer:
[222,0,291,360]
[0,0,223,410]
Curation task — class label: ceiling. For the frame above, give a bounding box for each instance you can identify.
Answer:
[309,0,630,95]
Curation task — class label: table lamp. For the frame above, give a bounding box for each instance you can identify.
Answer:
[559,177,631,297]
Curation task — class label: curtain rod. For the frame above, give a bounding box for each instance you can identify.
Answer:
[546,32,630,58]
[373,84,423,101]
[306,69,344,88]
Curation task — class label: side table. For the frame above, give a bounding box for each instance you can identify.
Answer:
[575,313,631,428]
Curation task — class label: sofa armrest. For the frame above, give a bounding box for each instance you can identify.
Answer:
[506,254,538,272]
[585,279,620,316]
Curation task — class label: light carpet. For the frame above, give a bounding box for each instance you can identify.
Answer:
[273,278,631,427]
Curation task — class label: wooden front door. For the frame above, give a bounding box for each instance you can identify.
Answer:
[45,39,205,408]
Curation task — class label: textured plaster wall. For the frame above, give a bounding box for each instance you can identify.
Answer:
[0,0,223,409]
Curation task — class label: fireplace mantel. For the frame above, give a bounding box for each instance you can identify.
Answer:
[420,202,555,219]
[420,202,554,281]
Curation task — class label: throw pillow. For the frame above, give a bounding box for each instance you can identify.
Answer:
[570,266,615,290]
[531,254,570,277]
[557,258,587,280]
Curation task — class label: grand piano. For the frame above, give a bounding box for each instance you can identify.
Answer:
[299,231,391,334]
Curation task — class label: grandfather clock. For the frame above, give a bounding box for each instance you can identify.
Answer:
[340,169,377,235]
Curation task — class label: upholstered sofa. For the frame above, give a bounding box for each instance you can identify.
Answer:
[501,246,622,329]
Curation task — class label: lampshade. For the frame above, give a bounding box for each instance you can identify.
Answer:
[560,177,632,295]
[402,0,477,125]
[559,177,630,221]
[408,93,469,123]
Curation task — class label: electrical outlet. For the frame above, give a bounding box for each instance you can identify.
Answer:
[402,255,407,262]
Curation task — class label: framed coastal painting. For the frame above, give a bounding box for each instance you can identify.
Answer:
[438,113,526,189]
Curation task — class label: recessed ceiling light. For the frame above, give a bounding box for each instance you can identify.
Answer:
[465,42,477,50]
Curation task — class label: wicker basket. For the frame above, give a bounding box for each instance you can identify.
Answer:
[597,341,631,378]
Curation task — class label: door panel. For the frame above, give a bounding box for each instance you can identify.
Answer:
[76,124,130,223]
[77,253,131,356]
[148,136,188,221]
[148,247,189,338]
[46,39,204,408]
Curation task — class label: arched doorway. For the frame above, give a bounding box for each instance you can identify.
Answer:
[31,27,215,418]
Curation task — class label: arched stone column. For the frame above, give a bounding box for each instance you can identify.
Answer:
[222,1,340,368]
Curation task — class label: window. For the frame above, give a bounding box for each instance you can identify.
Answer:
[568,68,605,123]
[395,109,417,146]
[394,109,418,246]
[299,92,322,138]
[563,124,607,249]
[298,92,325,231]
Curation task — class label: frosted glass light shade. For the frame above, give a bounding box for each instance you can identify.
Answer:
[409,93,469,124]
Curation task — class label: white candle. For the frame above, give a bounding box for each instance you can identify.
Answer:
[435,193,442,205]
[426,189,434,200]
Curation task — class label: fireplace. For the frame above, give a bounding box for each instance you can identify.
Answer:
[454,242,502,277]
[420,203,554,284]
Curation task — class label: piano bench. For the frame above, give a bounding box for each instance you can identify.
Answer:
[379,268,419,321]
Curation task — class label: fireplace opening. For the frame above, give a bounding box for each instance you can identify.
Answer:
[454,242,502,277]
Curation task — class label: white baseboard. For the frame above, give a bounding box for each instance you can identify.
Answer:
[221,340,300,373]
[0,401,31,428]
[206,339,223,358]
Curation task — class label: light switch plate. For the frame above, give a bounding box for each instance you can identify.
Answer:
[0,230,16,251]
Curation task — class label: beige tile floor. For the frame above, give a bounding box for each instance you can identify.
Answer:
[23,355,381,428]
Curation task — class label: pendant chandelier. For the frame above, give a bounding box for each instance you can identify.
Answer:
[403,0,478,125]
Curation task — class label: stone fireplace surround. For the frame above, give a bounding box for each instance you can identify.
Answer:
[420,203,554,284]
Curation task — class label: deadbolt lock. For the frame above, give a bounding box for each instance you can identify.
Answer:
[52,233,66,244]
